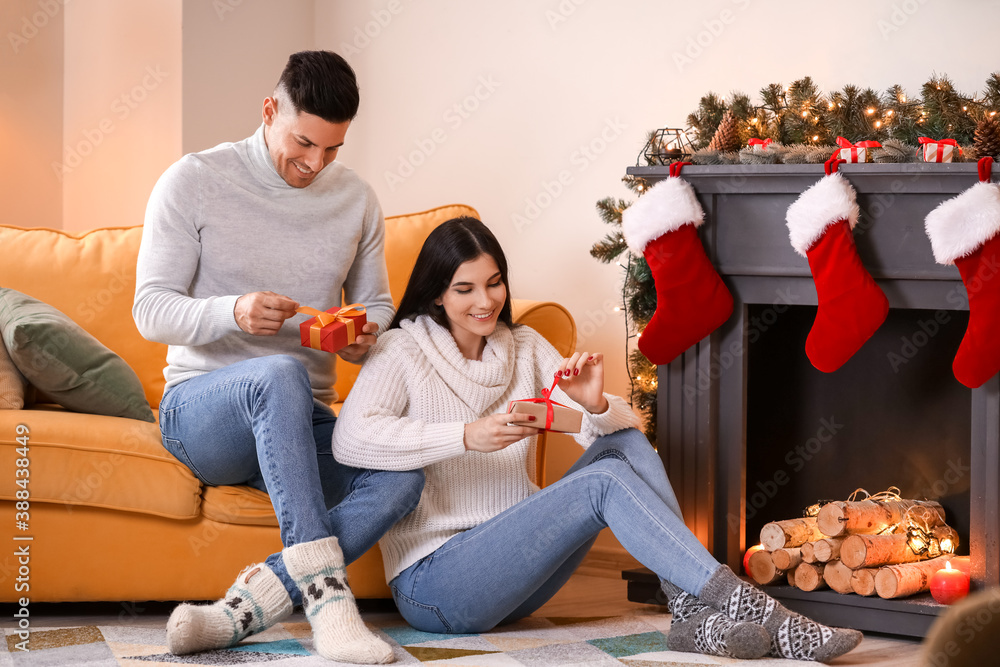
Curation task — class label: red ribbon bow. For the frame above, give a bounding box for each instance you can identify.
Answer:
[520,373,570,430]
[835,136,882,149]
[748,138,772,149]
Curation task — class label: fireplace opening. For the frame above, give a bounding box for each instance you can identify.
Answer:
[745,304,972,555]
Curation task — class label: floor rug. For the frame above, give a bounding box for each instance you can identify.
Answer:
[0,609,842,666]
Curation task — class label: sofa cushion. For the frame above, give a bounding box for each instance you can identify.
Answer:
[0,336,27,409]
[0,288,155,423]
[0,409,201,519]
[0,224,168,410]
[201,485,279,527]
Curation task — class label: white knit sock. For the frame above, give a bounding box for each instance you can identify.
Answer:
[283,536,394,664]
[166,563,292,655]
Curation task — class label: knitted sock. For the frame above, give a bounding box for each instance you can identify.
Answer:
[699,566,863,663]
[282,536,393,664]
[166,563,292,655]
[661,581,770,660]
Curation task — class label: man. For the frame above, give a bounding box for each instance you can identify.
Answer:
[134,51,420,665]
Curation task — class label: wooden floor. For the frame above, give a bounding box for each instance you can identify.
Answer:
[538,572,926,666]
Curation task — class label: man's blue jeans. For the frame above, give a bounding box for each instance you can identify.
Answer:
[389,427,721,633]
[158,355,424,604]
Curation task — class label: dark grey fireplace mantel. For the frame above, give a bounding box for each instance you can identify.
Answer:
[621,163,1000,637]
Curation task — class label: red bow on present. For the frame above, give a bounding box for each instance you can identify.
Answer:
[917,137,963,161]
[519,374,569,430]
[835,137,882,149]
[748,138,772,149]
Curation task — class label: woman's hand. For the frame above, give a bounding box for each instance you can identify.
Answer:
[556,352,609,414]
[464,413,540,453]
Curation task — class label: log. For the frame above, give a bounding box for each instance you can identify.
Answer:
[822,559,854,594]
[771,547,802,572]
[874,556,970,599]
[812,537,845,563]
[817,499,946,537]
[793,562,828,592]
[800,541,817,563]
[760,517,825,551]
[787,569,797,588]
[850,568,879,596]
[748,549,784,585]
[840,527,960,569]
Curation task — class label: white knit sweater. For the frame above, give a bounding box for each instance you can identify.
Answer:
[332,315,640,581]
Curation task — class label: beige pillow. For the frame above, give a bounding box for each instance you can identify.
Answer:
[0,334,28,409]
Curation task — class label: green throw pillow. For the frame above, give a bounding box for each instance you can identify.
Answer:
[0,288,155,422]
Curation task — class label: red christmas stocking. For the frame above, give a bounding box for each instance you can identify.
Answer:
[785,159,889,372]
[925,157,1000,388]
[621,163,733,365]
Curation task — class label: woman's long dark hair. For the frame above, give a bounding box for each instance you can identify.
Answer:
[389,217,514,331]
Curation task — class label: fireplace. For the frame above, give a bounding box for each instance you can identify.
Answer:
[621,163,1000,637]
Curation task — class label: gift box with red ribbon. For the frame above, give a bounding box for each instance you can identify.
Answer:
[834,136,881,163]
[297,304,367,354]
[506,375,582,433]
[918,137,960,163]
[747,138,773,152]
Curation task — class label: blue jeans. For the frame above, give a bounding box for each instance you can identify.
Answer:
[159,355,424,605]
[389,427,721,633]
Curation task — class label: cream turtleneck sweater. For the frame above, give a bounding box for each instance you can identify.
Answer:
[332,315,640,581]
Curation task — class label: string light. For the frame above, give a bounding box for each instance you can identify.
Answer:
[866,108,875,115]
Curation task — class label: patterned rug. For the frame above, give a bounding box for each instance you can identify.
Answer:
[0,609,835,666]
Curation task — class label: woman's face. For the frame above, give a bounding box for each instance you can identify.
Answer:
[435,253,507,359]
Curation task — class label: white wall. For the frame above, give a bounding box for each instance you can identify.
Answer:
[62,0,182,232]
[313,0,1000,406]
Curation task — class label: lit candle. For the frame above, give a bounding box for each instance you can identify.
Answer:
[743,544,764,576]
[930,561,970,605]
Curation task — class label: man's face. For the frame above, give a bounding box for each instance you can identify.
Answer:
[262,96,350,188]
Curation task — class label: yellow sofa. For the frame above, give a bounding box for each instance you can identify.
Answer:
[0,204,576,603]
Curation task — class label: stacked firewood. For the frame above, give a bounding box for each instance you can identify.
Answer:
[746,497,968,599]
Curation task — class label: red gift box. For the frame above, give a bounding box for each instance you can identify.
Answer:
[297,304,367,354]
[834,136,881,163]
[506,375,582,434]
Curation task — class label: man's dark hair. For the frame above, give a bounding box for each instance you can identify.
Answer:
[390,217,515,332]
[274,51,359,123]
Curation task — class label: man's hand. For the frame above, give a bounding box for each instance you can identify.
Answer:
[234,291,299,335]
[336,321,380,362]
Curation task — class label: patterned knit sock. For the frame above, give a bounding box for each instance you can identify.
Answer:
[661,581,770,660]
[699,566,862,663]
[166,564,292,655]
[282,536,394,664]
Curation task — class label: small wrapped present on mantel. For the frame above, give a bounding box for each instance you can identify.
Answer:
[506,375,582,433]
[918,137,961,163]
[834,136,882,163]
[297,304,367,354]
[747,138,773,152]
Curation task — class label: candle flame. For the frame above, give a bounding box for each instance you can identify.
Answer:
[945,561,953,571]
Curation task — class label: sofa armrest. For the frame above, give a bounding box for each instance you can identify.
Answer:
[511,299,576,358]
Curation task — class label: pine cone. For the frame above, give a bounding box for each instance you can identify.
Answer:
[707,110,741,152]
[974,117,1000,160]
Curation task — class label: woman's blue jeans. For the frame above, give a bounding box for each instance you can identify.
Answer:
[389,427,721,633]
[158,355,424,605]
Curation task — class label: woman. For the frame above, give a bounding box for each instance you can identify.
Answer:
[332,217,861,662]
